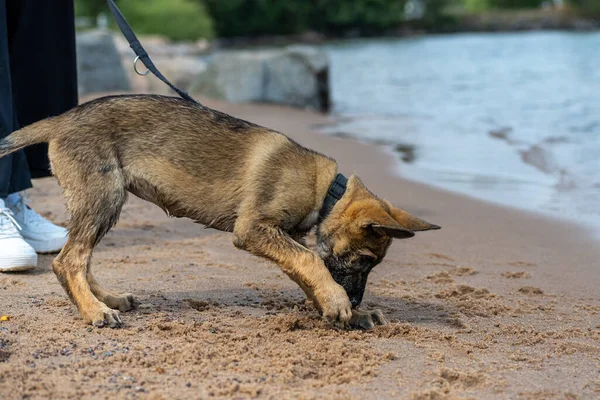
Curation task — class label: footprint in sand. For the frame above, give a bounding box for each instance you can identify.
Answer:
[425,271,454,284]
[518,286,544,295]
[508,261,536,267]
[451,266,478,276]
[502,271,531,279]
[426,253,455,262]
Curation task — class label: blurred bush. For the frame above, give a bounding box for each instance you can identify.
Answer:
[74,0,599,40]
[74,0,107,19]
[486,0,545,8]
[310,0,408,34]
[203,0,420,37]
[75,0,214,40]
[201,0,312,36]
[463,0,491,12]
[569,0,600,15]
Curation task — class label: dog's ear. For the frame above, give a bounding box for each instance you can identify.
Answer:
[369,223,415,239]
[360,212,415,239]
[388,206,441,232]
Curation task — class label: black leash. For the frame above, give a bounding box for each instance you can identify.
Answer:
[106,0,199,104]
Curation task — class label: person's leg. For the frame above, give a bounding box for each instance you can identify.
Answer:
[7,0,78,178]
[2,0,77,256]
[0,0,37,272]
[0,0,33,197]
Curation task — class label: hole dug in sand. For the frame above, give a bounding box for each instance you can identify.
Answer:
[140,312,390,396]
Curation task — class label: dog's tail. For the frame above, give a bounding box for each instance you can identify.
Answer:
[0,116,61,158]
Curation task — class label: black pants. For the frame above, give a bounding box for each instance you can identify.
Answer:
[0,0,78,198]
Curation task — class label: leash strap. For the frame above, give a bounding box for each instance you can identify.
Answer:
[106,0,199,104]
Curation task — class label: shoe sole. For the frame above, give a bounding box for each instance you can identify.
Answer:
[24,237,67,254]
[0,264,36,272]
[0,254,37,272]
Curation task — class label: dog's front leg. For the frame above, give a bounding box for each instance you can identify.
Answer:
[233,219,352,327]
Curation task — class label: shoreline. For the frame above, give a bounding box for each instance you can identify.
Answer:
[317,31,600,245]
[211,9,600,49]
[214,25,600,50]
[323,127,600,240]
[3,92,599,399]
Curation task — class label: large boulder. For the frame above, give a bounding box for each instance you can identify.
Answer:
[112,34,207,96]
[76,30,130,95]
[190,46,330,112]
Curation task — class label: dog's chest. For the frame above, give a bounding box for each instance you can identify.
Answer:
[297,210,320,231]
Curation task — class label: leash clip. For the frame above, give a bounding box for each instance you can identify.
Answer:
[133,55,149,76]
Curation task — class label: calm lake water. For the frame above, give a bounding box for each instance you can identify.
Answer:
[322,31,600,230]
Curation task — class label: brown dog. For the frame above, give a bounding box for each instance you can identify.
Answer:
[0,95,439,329]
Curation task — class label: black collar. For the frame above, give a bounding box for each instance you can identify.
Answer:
[318,173,348,223]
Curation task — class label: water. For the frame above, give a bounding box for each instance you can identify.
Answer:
[322,32,600,230]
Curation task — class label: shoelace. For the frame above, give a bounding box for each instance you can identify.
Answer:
[0,206,22,232]
[12,192,47,228]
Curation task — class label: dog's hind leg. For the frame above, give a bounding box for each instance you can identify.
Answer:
[50,152,131,327]
[87,270,140,312]
[53,239,124,327]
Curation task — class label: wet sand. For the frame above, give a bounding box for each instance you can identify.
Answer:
[1,95,599,399]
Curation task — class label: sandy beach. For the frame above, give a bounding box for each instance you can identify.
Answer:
[1,94,599,399]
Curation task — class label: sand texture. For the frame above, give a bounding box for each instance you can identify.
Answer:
[1,95,599,399]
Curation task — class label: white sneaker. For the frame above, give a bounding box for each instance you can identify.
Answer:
[6,192,68,254]
[0,199,37,272]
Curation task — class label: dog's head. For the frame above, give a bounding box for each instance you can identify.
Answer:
[317,175,440,307]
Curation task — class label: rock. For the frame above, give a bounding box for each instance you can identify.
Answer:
[76,30,130,96]
[191,51,266,103]
[190,46,330,112]
[113,32,207,96]
[113,34,210,58]
[124,55,207,96]
[158,57,208,91]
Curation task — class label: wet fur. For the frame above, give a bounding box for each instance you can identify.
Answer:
[0,94,439,329]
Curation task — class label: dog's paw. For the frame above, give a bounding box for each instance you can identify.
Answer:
[83,304,124,329]
[350,309,389,330]
[103,293,140,312]
[315,284,352,328]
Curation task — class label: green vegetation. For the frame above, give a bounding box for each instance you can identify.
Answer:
[569,0,600,15]
[74,0,599,40]
[203,0,457,37]
[463,0,491,12]
[75,0,105,18]
[116,0,213,41]
[201,0,313,37]
[486,0,545,8]
[202,0,409,37]
[75,0,214,40]
[301,0,408,35]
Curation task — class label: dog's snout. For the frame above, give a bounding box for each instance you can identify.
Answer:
[323,254,372,308]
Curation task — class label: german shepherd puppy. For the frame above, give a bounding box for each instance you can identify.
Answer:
[0,95,439,329]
